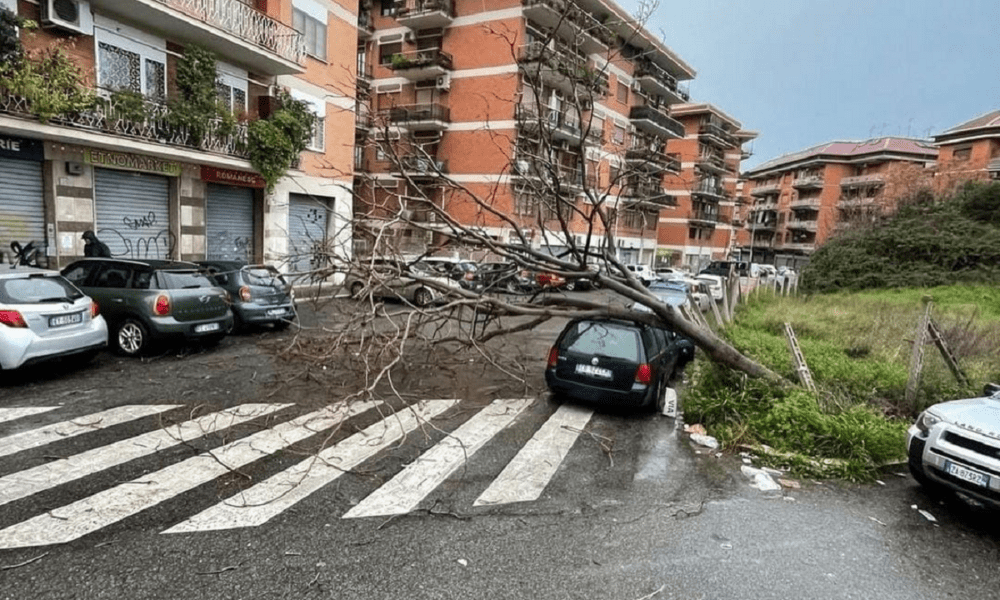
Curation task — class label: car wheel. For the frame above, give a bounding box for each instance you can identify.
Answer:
[350,281,366,299]
[116,318,149,356]
[907,440,939,491]
[413,287,433,307]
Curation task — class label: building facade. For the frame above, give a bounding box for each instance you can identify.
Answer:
[933,110,1000,194]
[0,0,355,280]
[657,103,755,271]
[738,138,937,269]
[352,0,700,266]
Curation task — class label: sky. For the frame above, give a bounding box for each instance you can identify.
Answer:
[622,0,1000,171]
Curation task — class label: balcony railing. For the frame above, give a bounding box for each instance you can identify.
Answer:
[625,147,681,173]
[150,0,304,65]
[629,105,685,139]
[387,48,454,79]
[0,86,248,159]
[634,60,689,103]
[786,219,818,231]
[698,122,737,147]
[750,183,781,196]
[792,175,823,189]
[395,0,455,29]
[696,153,726,173]
[398,155,448,176]
[692,181,727,200]
[522,0,616,52]
[840,174,885,188]
[789,197,821,209]
[386,103,450,129]
[689,209,720,224]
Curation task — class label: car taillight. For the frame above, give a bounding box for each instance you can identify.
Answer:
[634,363,653,385]
[547,346,559,369]
[0,310,27,328]
[239,285,251,302]
[153,294,171,316]
[464,272,474,281]
[90,301,100,318]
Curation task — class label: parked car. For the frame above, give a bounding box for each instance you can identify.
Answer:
[0,266,108,370]
[346,258,462,307]
[61,258,233,356]
[196,261,296,331]
[628,287,697,368]
[655,267,688,281]
[421,257,482,291]
[695,274,725,302]
[477,262,532,294]
[545,316,687,412]
[907,383,1000,507]
[624,264,658,287]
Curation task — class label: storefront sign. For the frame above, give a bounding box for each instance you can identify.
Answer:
[200,166,266,188]
[0,135,43,161]
[83,149,183,177]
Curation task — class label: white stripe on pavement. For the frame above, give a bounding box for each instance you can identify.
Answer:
[0,403,291,507]
[0,405,180,458]
[342,398,534,519]
[473,404,593,507]
[163,399,460,534]
[0,407,59,425]
[0,401,377,549]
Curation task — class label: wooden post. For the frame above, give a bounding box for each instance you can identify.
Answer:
[905,299,933,406]
[928,318,969,387]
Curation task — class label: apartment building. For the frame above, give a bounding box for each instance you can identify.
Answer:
[0,0,355,277]
[933,109,1000,193]
[352,0,697,266]
[657,103,755,271]
[738,138,937,268]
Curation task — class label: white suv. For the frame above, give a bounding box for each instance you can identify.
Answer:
[624,264,658,287]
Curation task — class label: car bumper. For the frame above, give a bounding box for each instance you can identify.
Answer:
[0,318,108,370]
[147,313,234,339]
[907,424,1000,506]
[233,302,297,325]
[545,369,653,408]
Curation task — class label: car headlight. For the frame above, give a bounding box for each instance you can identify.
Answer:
[914,410,943,435]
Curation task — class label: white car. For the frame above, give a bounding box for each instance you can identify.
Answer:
[0,267,108,370]
[907,384,1000,507]
[624,264,658,287]
[695,274,725,302]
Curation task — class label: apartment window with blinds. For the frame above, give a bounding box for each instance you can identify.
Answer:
[294,8,327,60]
[98,42,166,102]
[307,116,325,151]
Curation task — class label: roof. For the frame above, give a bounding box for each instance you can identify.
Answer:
[746,137,937,175]
[938,110,1000,136]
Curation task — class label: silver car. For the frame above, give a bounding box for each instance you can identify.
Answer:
[0,267,108,370]
[907,383,1000,506]
[346,258,463,307]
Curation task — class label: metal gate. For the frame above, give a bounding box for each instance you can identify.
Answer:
[287,193,329,276]
[0,158,45,264]
[206,183,254,262]
[94,168,172,259]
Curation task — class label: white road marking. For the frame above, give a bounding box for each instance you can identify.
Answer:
[0,405,180,458]
[0,407,59,425]
[0,404,291,507]
[0,401,377,549]
[163,399,460,533]
[473,404,593,506]
[342,398,533,519]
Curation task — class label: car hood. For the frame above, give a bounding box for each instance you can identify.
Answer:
[930,396,1000,440]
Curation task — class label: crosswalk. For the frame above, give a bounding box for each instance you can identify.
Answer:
[0,399,596,550]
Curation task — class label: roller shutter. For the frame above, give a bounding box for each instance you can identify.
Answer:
[0,158,45,257]
[287,193,329,275]
[206,183,255,262]
[94,168,171,260]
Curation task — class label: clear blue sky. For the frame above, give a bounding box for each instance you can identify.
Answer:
[623,0,1000,170]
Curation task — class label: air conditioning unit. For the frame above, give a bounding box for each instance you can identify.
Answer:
[435,75,450,91]
[41,0,91,35]
[404,31,416,43]
[630,80,641,92]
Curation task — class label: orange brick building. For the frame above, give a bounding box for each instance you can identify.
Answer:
[657,103,755,271]
[353,0,702,266]
[0,0,356,276]
[739,138,937,269]
[933,110,1000,194]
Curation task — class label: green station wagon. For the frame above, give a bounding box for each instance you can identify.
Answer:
[61,258,233,356]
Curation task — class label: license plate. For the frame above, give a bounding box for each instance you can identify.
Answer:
[575,364,612,379]
[49,312,83,327]
[194,322,220,333]
[945,460,990,488]
[266,308,287,316]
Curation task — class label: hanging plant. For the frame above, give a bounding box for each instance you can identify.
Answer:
[167,44,226,145]
[2,40,95,123]
[247,90,316,192]
[105,88,148,124]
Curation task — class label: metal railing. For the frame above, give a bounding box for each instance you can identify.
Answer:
[396,0,454,19]
[386,103,451,125]
[388,48,454,71]
[629,105,685,138]
[840,174,885,188]
[698,122,737,147]
[152,0,304,65]
[634,60,689,101]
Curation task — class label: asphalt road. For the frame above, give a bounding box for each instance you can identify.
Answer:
[1,295,998,599]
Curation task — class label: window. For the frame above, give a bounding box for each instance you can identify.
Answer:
[216,65,248,113]
[97,35,166,102]
[953,145,972,161]
[612,123,626,145]
[380,0,396,17]
[291,89,326,152]
[294,8,327,60]
[380,42,402,65]
[616,81,628,104]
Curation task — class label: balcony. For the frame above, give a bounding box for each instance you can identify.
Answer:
[629,105,685,139]
[789,197,821,210]
[838,196,877,209]
[689,208,720,227]
[786,219,818,232]
[783,241,816,253]
[625,147,681,174]
[698,122,737,148]
[0,86,248,159]
[355,107,373,137]
[358,7,375,39]
[750,182,781,197]
[395,155,448,180]
[522,0,615,55]
[696,153,727,174]
[518,42,604,98]
[386,103,450,131]
[840,174,885,189]
[387,48,454,80]
[634,60,689,105]
[88,0,304,75]
[692,181,728,202]
[395,0,455,29]
[792,175,824,190]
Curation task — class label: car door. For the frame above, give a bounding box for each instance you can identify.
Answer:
[87,262,135,326]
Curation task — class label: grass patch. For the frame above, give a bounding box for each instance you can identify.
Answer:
[684,285,1000,481]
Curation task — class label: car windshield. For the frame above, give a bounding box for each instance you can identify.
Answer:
[158,270,215,289]
[562,321,641,362]
[408,262,436,276]
[243,266,286,287]
[0,275,85,304]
